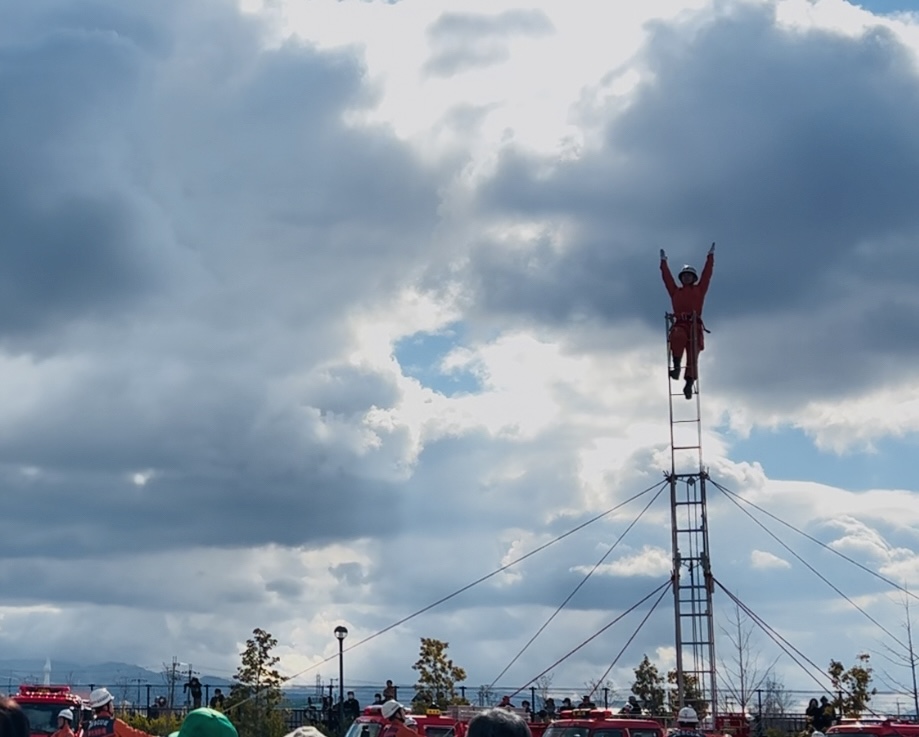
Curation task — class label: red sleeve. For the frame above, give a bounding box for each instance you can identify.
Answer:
[698,252,714,297]
[661,259,677,297]
[115,719,153,737]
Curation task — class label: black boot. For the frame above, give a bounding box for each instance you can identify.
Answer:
[669,358,681,380]
[683,378,694,400]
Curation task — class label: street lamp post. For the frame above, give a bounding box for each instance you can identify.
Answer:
[334,626,349,734]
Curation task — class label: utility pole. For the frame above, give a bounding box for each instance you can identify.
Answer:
[170,658,178,710]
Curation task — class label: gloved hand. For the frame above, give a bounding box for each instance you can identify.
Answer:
[660,249,667,260]
[709,242,715,255]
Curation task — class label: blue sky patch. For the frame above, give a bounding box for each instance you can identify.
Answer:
[722,425,917,491]
[854,1,918,16]
[393,323,483,396]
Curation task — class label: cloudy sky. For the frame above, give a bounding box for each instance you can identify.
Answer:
[3,0,919,708]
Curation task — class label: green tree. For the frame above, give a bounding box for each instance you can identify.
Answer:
[828,653,876,718]
[667,670,707,717]
[412,638,468,710]
[226,628,287,737]
[631,655,667,715]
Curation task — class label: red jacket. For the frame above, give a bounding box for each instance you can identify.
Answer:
[661,252,714,319]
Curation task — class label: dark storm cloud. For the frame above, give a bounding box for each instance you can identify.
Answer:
[424,9,554,77]
[0,0,443,558]
[464,4,919,403]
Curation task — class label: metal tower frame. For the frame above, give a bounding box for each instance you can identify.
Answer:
[665,312,717,721]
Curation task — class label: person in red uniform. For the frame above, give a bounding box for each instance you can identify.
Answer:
[51,709,76,737]
[379,701,414,737]
[84,689,151,737]
[661,243,715,399]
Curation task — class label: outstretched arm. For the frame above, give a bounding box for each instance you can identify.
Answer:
[698,242,714,295]
[660,249,677,297]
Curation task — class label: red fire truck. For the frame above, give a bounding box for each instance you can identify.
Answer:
[11,685,86,737]
[827,718,919,737]
[542,708,666,737]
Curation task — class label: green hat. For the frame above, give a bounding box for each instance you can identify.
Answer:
[168,709,238,737]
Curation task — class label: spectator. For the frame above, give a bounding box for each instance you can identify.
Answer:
[373,695,384,706]
[0,697,30,737]
[343,692,361,722]
[467,709,531,737]
[559,699,572,712]
[578,696,595,709]
[383,681,397,701]
[498,696,514,709]
[184,678,203,710]
[543,699,556,718]
[805,699,820,729]
[209,690,225,711]
[815,697,835,732]
[520,701,531,716]
[167,708,238,737]
[620,697,641,715]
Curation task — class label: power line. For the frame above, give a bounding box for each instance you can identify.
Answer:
[255,479,670,696]
[512,579,672,698]
[589,581,670,700]
[489,482,667,688]
[710,479,919,604]
[710,479,908,650]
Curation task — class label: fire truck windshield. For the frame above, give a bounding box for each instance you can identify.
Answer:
[18,704,62,735]
[344,723,383,737]
[546,729,625,737]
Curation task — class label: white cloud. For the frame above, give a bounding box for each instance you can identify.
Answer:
[750,550,791,570]
[0,0,918,697]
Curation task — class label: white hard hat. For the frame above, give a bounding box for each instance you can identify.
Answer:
[405,717,417,727]
[678,265,698,282]
[812,732,825,737]
[678,706,699,724]
[58,709,74,722]
[89,688,115,709]
[381,700,404,719]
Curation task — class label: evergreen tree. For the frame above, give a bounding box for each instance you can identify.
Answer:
[667,670,708,717]
[631,655,667,715]
[828,653,877,718]
[226,628,287,737]
[412,638,468,710]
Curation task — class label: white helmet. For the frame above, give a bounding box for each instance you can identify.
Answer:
[381,700,404,719]
[812,733,825,737]
[678,265,698,283]
[89,688,115,709]
[58,709,74,722]
[677,706,699,724]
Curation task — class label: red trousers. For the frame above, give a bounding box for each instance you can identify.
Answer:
[669,321,705,380]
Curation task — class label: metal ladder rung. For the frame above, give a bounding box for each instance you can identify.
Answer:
[672,419,699,425]
[671,445,701,451]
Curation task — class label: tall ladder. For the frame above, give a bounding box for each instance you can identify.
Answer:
[665,312,717,722]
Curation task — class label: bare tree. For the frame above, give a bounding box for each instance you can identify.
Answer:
[113,675,132,707]
[535,674,554,708]
[873,590,919,719]
[584,678,617,708]
[718,603,777,712]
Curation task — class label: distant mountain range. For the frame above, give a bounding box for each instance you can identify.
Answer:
[0,659,335,707]
[0,659,232,694]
